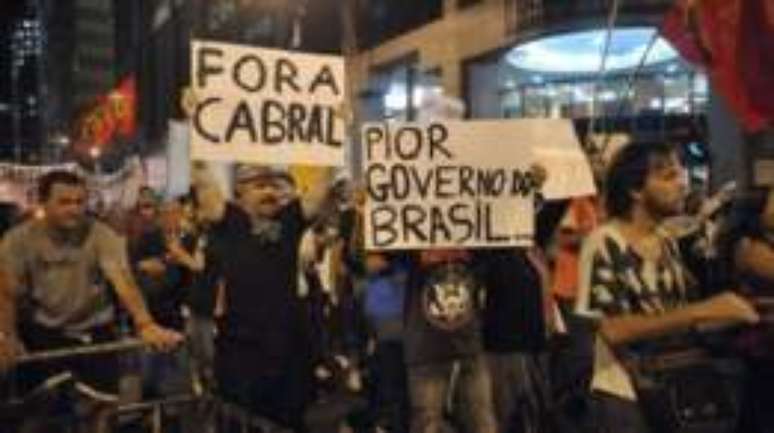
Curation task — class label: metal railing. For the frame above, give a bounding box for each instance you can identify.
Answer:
[1,340,288,433]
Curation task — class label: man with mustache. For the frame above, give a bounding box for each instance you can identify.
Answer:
[193,163,332,433]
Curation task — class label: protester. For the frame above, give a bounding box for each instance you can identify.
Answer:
[362,251,409,433]
[575,141,759,433]
[192,163,335,433]
[403,247,496,433]
[0,171,182,432]
[716,187,774,433]
[480,247,551,433]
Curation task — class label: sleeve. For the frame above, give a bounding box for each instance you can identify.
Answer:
[283,199,308,235]
[94,223,131,276]
[0,227,28,296]
[574,231,623,318]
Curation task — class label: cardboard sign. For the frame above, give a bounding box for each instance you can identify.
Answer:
[362,121,539,250]
[190,40,346,166]
[534,120,597,200]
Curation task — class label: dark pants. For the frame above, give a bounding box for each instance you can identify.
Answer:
[407,356,496,433]
[370,340,409,433]
[216,338,312,433]
[487,353,545,433]
[738,360,774,433]
[592,393,650,433]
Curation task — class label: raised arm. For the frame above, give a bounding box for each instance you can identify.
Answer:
[192,162,227,224]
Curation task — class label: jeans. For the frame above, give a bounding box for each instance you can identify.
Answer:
[186,314,216,394]
[487,353,545,433]
[592,393,650,433]
[408,355,496,433]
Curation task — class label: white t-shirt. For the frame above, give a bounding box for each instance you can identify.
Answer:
[575,222,692,400]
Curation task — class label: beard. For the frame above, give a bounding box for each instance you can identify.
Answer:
[644,192,683,221]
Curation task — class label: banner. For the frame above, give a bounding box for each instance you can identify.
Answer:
[72,75,137,157]
[362,120,539,251]
[190,40,346,166]
[661,0,774,132]
[111,76,137,138]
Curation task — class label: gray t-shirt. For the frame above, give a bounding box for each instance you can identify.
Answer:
[0,218,129,332]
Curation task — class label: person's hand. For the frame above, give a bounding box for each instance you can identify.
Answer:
[364,253,389,275]
[0,331,21,373]
[138,258,166,278]
[138,322,184,352]
[180,87,198,119]
[528,163,548,191]
[692,292,760,326]
[165,238,188,264]
[314,364,332,381]
[299,230,319,272]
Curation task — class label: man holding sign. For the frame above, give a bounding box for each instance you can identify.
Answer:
[192,161,336,433]
[187,39,347,432]
[361,120,547,433]
[362,121,541,250]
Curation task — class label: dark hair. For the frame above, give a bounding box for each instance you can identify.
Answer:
[38,170,85,202]
[604,141,678,219]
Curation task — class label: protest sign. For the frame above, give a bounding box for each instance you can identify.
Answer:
[190,40,346,166]
[363,120,539,250]
[533,120,597,200]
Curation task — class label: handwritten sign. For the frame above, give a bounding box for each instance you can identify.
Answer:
[190,40,346,166]
[363,121,539,250]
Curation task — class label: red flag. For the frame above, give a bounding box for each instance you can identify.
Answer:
[661,0,774,132]
[73,96,116,155]
[110,76,137,138]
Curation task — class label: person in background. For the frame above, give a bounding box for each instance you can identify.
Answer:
[0,171,182,433]
[180,191,216,396]
[362,251,409,433]
[716,187,774,433]
[552,196,601,313]
[480,247,551,433]
[403,247,496,433]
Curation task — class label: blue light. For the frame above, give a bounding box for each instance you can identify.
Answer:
[506,28,679,73]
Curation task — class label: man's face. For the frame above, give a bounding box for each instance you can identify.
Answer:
[239,177,282,218]
[44,183,87,229]
[638,151,688,220]
[160,202,183,233]
[137,198,157,221]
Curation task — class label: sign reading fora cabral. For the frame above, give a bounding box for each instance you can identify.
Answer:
[190,40,346,166]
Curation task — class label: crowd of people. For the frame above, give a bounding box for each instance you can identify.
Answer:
[0,139,773,433]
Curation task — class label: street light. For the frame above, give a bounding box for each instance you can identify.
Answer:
[89,146,101,160]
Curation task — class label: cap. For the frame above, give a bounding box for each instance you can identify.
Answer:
[234,164,289,184]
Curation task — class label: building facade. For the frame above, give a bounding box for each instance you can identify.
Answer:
[349,0,747,187]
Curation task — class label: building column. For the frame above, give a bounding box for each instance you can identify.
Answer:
[707,89,745,190]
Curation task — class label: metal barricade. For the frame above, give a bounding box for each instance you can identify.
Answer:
[1,340,292,433]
